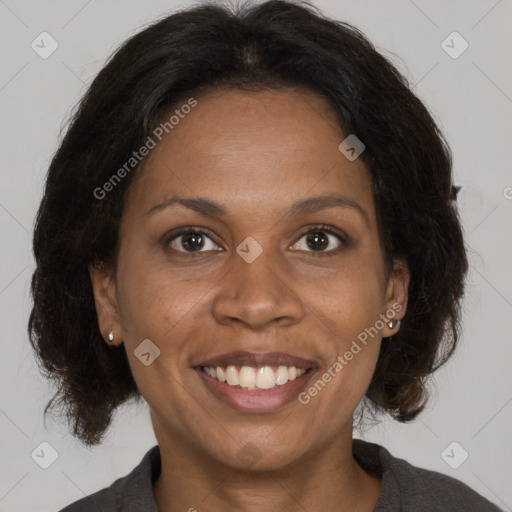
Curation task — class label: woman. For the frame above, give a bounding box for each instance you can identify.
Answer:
[28,1,503,510]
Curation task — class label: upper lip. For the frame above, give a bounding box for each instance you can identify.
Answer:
[195,351,318,370]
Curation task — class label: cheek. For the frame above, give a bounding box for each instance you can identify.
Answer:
[116,242,208,341]
[296,255,384,341]
[115,250,221,402]
[115,254,204,408]
[293,252,384,402]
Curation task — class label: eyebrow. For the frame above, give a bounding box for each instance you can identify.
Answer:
[146,193,369,226]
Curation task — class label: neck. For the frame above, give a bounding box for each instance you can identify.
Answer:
[152,427,381,512]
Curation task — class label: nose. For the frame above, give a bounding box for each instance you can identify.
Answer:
[211,246,305,331]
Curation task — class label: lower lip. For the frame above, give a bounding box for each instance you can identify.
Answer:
[195,367,316,413]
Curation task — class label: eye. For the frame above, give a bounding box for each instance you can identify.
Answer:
[290,224,348,256]
[165,228,222,254]
[163,224,348,256]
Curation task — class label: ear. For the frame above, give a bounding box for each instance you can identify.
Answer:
[381,257,410,338]
[89,263,123,347]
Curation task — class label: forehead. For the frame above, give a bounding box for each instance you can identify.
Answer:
[123,88,374,221]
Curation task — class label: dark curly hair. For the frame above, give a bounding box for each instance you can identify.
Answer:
[28,0,468,447]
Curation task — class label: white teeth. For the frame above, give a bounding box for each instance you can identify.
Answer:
[275,366,289,385]
[255,366,275,389]
[216,366,226,383]
[226,365,239,386]
[239,366,256,388]
[202,364,309,390]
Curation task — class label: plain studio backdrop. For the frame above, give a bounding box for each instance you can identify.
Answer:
[1,0,511,510]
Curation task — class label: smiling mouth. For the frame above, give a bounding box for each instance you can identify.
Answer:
[198,364,314,391]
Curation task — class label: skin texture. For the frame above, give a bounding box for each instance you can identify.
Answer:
[90,88,410,512]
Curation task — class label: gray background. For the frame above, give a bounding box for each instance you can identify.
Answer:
[1,0,511,510]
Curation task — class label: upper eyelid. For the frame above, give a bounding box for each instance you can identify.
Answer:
[291,226,348,250]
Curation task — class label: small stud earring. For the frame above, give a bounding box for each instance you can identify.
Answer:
[108,330,114,342]
[387,317,399,330]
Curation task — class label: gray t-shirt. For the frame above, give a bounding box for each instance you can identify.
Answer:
[59,439,504,511]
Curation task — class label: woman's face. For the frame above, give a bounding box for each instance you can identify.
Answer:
[91,88,409,470]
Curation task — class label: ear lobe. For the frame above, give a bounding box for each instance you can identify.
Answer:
[89,263,123,346]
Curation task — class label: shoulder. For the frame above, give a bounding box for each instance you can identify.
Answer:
[56,445,161,512]
[58,484,118,512]
[392,457,503,511]
[353,439,504,511]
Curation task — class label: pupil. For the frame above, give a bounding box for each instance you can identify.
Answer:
[307,230,328,251]
[183,231,203,251]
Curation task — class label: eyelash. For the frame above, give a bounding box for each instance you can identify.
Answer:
[163,224,349,257]
[292,224,349,257]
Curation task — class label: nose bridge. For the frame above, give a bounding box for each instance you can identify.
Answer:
[211,241,303,329]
